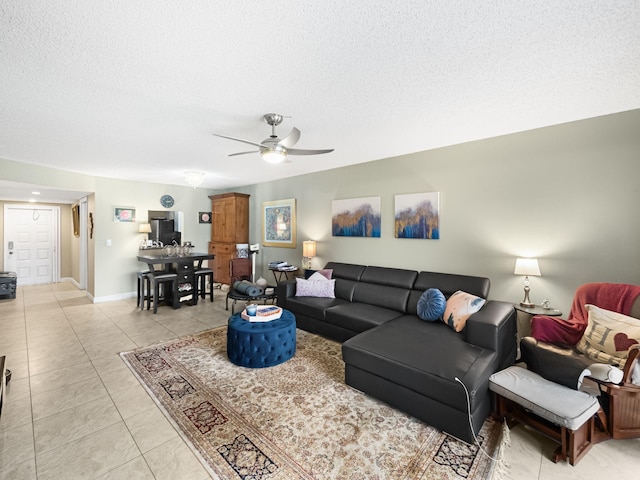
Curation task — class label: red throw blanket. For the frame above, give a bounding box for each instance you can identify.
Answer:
[531,282,640,346]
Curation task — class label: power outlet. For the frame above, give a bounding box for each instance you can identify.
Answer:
[106,239,112,246]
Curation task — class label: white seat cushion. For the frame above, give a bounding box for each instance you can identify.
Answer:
[489,366,600,431]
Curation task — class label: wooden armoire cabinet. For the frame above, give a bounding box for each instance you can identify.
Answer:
[208,192,250,285]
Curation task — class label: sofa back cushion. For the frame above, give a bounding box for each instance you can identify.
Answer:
[325,262,366,281]
[324,262,367,302]
[352,266,417,312]
[360,266,418,289]
[407,271,490,315]
[353,283,412,312]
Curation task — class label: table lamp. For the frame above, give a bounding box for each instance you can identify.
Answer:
[514,257,541,307]
[302,240,316,269]
[139,223,152,245]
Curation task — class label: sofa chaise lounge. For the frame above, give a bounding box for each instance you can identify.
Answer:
[276,262,517,443]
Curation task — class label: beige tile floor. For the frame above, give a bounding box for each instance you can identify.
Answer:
[1,282,639,479]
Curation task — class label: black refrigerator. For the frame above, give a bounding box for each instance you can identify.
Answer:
[150,219,181,246]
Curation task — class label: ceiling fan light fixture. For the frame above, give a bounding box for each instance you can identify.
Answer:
[214,113,334,161]
[261,146,287,164]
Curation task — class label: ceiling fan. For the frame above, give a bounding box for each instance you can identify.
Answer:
[213,113,334,164]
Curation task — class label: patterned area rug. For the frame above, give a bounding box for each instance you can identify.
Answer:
[121,327,504,479]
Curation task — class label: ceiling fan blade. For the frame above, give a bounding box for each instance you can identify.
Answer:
[287,148,334,156]
[277,127,301,148]
[213,133,266,149]
[228,151,258,157]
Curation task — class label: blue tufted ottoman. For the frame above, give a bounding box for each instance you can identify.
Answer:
[227,309,296,368]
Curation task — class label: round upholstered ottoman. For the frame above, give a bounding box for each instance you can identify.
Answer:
[227,310,296,368]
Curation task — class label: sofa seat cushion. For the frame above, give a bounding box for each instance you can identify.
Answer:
[285,296,350,321]
[325,303,404,333]
[342,316,497,412]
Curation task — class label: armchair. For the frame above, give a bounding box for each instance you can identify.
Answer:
[530,282,640,346]
[521,282,640,442]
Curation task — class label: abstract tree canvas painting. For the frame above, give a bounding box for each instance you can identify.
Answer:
[394,192,440,239]
[332,197,381,237]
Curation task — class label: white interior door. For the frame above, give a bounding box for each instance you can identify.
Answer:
[4,205,59,286]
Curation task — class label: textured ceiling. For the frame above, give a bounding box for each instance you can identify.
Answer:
[1,1,639,202]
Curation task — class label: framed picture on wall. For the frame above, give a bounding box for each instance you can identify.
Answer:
[199,212,212,224]
[114,207,136,223]
[394,192,440,239]
[262,198,296,248]
[331,196,381,237]
[72,204,80,237]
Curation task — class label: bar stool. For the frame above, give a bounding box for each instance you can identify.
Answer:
[137,270,151,309]
[195,262,214,302]
[147,272,178,313]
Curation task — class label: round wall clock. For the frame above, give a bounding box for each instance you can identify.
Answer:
[160,195,174,208]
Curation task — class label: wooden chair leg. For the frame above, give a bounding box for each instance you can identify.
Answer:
[551,426,568,463]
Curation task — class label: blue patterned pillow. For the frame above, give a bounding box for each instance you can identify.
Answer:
[417,288,447,321]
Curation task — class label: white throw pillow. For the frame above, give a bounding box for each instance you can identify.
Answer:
[295,277,335,298]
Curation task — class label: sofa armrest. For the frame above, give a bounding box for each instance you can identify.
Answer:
[464,300,517,368]
[276,279,297,308]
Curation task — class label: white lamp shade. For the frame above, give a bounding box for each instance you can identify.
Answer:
[302,240,317,258]
[514,258,541,276]
[139,223,152,233]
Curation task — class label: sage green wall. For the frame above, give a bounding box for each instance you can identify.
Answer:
[232,110,640,315]
[1,109,638,312]
[91,177,213,300]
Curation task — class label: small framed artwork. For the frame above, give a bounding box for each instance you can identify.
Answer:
[72,204,80,237]
[262,198,296,248]
[199,212,212,224]
[114,207,136,223]
[394,192,440,239]
[332,196,381,237]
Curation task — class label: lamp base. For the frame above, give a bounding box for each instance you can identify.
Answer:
[520,283,535,308]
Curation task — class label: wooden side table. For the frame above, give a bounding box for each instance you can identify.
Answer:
[514,304,562,359]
